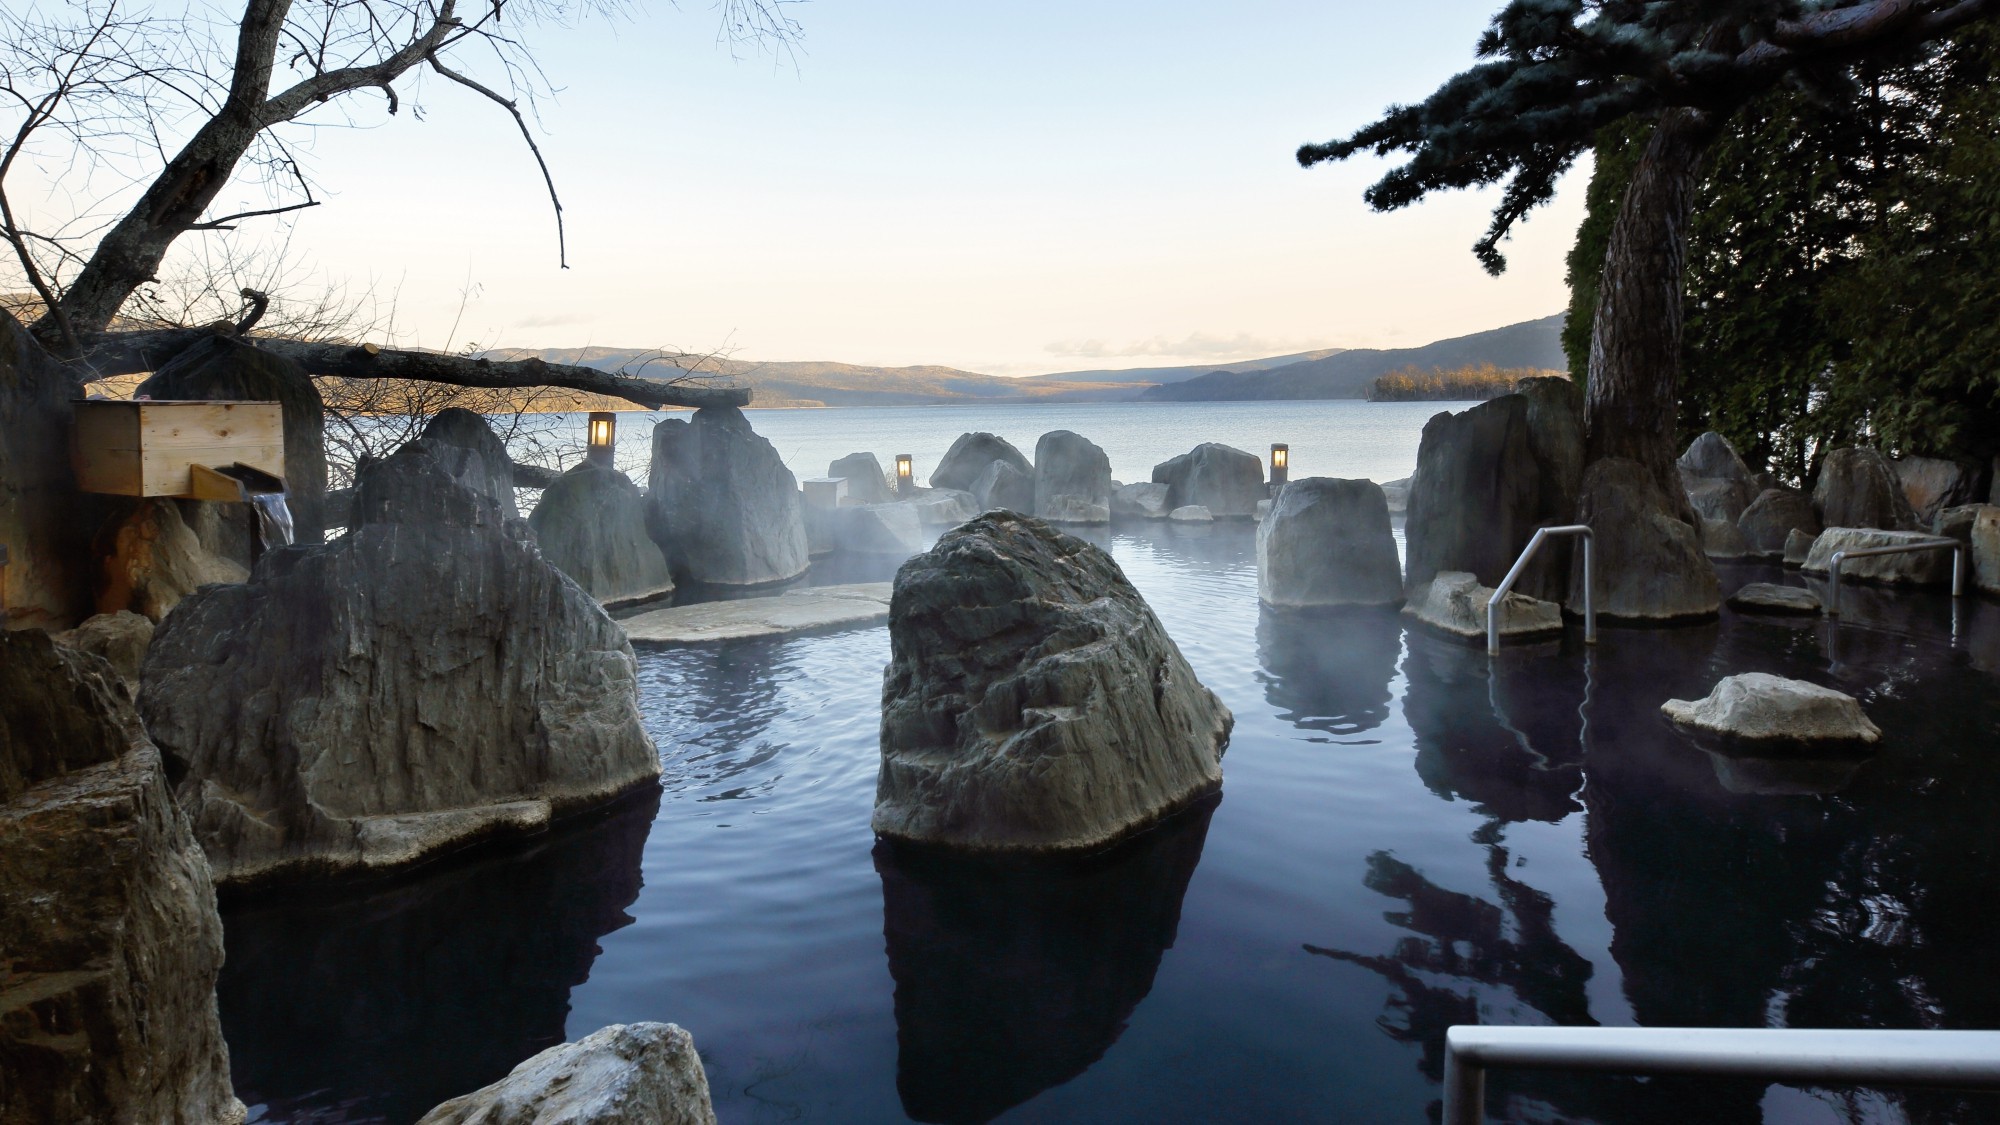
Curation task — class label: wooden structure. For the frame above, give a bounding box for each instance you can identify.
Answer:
[72,400,285,499]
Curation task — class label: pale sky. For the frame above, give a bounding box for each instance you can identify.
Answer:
[191,1,1590,376]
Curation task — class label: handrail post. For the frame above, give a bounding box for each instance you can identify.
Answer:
[1829,552,1847,617]
[1824,537,1963,619]
[1580,529,1595,646]
[1487,525,1594,656]
[1443,1030,1485,1125]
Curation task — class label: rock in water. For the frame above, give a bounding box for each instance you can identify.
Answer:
[1972,506,2000,596]
[53,610,156,688]
[876,512,1231,851]
[829,452,895,505]
[1727,583,1822,615]
[647,407,809,587]
[0,310,95,629]
[1257,478,1403,608]
[1168,504,1213,522]
[529,465,675,605]
[95,498,250,621]
[1112,482,1171,521]
[836,503,927,557]
[1814,447,1920,531]
[139,335,329,542]
[423,408,524,519]
[1701,517,1751,559]
[1895,455,1977,525]
[1678,431,1756,523]
[1800,527,1955,586]
[971,458,1035,513]
[931,432,1031,493]
[1403,570,1562,642]
[904,488,980,528]
[416,1023,716,1125]
[1663,672,1881,747]
[1737,488,1820,558]
[1783,528,1816,567]
[0,631,242,1124]
[1033,430,1112,524]
[1570,458,1720,621]
[1151,443,1265,518]
[140,440,659,887]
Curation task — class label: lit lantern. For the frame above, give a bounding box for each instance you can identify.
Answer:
[586,412,616,468]
[895,453,916,497]
[1270,443,1289,488]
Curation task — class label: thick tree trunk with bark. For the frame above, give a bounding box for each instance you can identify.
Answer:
[1583,107,1719,507]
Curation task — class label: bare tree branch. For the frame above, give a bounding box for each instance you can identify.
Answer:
[426,52,566,267]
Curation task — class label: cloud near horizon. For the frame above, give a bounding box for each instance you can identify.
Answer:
[1043,331,1337,362]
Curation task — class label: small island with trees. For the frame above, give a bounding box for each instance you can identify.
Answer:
[1364,363,1563,402]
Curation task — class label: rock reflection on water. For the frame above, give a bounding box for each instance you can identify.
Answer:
[217,788,657,1124]
[875,796,1217,1125]
[1401,632,1586,823]
[1255,604,1400,741]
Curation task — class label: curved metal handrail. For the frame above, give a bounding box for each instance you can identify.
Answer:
[1487,525,1594,655]
[1826,537,1965,617]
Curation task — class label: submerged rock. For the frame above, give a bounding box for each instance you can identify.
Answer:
[931,432,1031,493]
[648,406,809,587]
[1168,504,1213,522]
[1033,430,1112,524]
[1801,527,1955,587]
[53,610,155,688]
[416,1023,716,1125]
[1256,478,1402,608]
[1111,482,1170,521]
[95,498,250,621]
[1663,672,1881,747]
[422,408,524,520]
[1737,488,1820,558]
[1402,570,1562,643]
[1727,583,1822,615]
[1814,447,1920,532]
[1151,443,1265,518]
[141,440,659,887]
[1570,458,1719,621]
[0,631,242,1124]
[529,464,674,605]
[876,513,1231,852]
[828,452,895,505]
[971,458,1034,513]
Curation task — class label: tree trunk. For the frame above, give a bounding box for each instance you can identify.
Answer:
[1583,107,1719,510]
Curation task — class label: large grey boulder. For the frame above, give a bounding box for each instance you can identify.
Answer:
[1256,478,1402,608]
[1968,505,2000,596]
[1688,478,1754,525]
[141,440,659,887]
[1663,673,1881,747]
[94,498,250,621]
[1169,504,1213,522]
[1570,458,1719,621]
[1403,570,1562,643]
[932,432,1031,493]
[876,512,1231,852]
[1112,482,1171,520]
[829,452,895,505]
[1801,527,1955,586]
[53,610,156,689]
[648,406,809,587]
[139,335,329,542]
[0,310,95,629]
[1814,447,1920,531]
[971,458,1035,513]
[1783,528,1816,567]
[1679,431,1757,525]
[1737,488,1821,558]
[905,488,980,528]
[1896,455,1978,525]
[1033,430,1112,524]
[1701,517,1751,560]
[837,503,927,557]
[1,631,243,1125]
[1151,443,1265,518]
[417,1023,716,1125]
[1380,476,1412,514]
[1403,378,1582,601]
[422,408,523,519]
[529,464,674,606]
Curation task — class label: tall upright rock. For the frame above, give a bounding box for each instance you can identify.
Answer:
[1678,431,1757,524]
[1570,458,1719,621]
[1814,447,1920,532]
[1257,477,1403,608]
[647,407,809,587]
[1,631,242,1124]
[141,439,660,887]
[1150,443,1265,518]
[931,433,1031,493]
[421,407,523,519]
[0,310,94,629]
[530,464,675,606]
[1032,429,1112,524]
[828,452,895,505]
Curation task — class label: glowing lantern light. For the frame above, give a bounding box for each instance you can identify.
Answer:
[586,412,616,467]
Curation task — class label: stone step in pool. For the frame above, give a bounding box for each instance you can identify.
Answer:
[620,582,892,645]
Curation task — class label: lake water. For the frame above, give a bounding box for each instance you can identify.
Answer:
[218,405,2000,1124]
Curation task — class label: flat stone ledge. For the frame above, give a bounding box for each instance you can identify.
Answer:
[623,583,892,645]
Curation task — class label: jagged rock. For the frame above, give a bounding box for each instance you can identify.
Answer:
[1033,430,1112,524]
[1783,528,1816,568]
[1256,478,1403,608]
[931,433,1031,493]
[1403,379,1582,601]
[1727,583,1822,615]
[876,513,1231,851]
[1402,570,1562,642]
[422,408,523,520]
[905,488,980,528]
[971,458,1035,513]
[0,631,242,1124]
[829,452,895,505]
[416,1023,716,1125]
[1702,517,1751,559]
[139,335,328,542]
[1896,455,1978,525]
[1111,482,1170,521]
[95,499,250,621]
[1801,527,1955,587]
[1380,476,1412,514]
[1168,504,1213,522]
[1737,488,1821,558]
[1687,478,1754,525]
[647,406,809,587]
[1679,430,1755,485]
[837,503,928,556]
[1814,447,1920,531]
[529,465,674,606]
[1570,458,1719,621]
[140,440,659,886]
[0,310,94,629]
[1151,443,1265,518]
[53,610,155,688]
[1663,672,1881,746]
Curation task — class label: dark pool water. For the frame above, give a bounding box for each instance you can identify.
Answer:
[220,524,2000,1124]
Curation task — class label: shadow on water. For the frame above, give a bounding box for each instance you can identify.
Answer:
[217,787,659,1125]
[1256,604,1402,741]
[874,795,1218,1125]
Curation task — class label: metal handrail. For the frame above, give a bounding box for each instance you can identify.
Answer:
[1827,537,1965,616]
[1443,1025,2000,1125]
[1487,525,1594,655]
